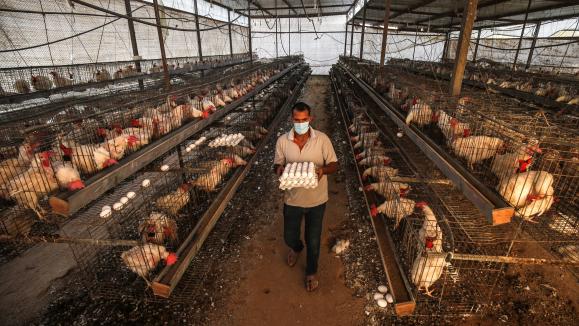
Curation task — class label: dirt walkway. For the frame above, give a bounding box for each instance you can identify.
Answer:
[209,76,365,325]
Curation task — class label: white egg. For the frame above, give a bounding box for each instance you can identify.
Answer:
[185,147,192,153]
[126,191,136,199]
[378,285,388,293]
[160,164,170,171]
[113,202,123,210]
[141,179,151,187]
[396,131,404,138]
[101,205,111,212]
[99,209,112,218]
[376,299,388,308]
[120,197,129,204]
[385,293,394,303]
[373,293,384,300]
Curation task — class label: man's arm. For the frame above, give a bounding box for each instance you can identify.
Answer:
[316,161,338,180]
[317,135,339,179]
[273,137,285,176]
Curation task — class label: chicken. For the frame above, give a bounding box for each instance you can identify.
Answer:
[416,202,443,253]
[364,182,410,200]
[437,110,470,143]
[10,191,45,219]
[514,185,555,222]
[231,145,255,158]
[496,171,554,208]
[405,103,433,127]
[138,212,178,246]
[202,98,216,112]
[94,69,111,82]
[31,75,53,91]
[353,137,380,150]
[149,63,161,74]
[450,136,504,169]
[191,156,246,192]
[214,96,226,108]
[351,131,379,143]
[358,155,391,167]
[121,127,152,150]
[568,97,579,106]
[155,184,191,216]
[113,69,124,79]
[370,198,415,228]
[50,71,73,87]
[411,251,446,297]
[0,141,38,196]
[58,142,116,175]
[362,166,398,181]
[355,147,388,161]
[14,79,30,94]
[52,160,85,191]
[120,244,177,285]
[491,142,541,179]
[102,135,134,161]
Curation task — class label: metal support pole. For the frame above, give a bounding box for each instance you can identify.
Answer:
[152,0,170,90]
[228,9,234,58]
[193,0,203,60]
[512,0,532,70]
[379,0,391,65]
[441,32,449,61]
[275,18,279,58]
[525,21,541,70]
[248,2,253,61]
[472,28,481,62]
[124,0,143,90]
[288,14,291,55]
[411,27,418,65]
[344,22,348,56]
[449,0,479,96]
[359,6,367,59]
[349,20,354,57]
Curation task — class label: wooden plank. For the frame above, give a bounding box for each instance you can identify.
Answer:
[449,0,479,96]
[151,70,309,297]
[49,62,300,217]
[379,0,392,65]
[330,75,416,315]
[341,65,514,225]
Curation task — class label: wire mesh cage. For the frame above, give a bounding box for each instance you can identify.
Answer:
[62,64,307,300]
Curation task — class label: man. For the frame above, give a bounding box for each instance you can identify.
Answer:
[274,101,338,292]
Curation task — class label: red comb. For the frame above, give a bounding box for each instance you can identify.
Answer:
[463,129,471,137]
[364,184,374,191]
[67,180,85,191]
[165,253,178,266]
[127,135,138,146]
[162,226,172,237]
[131,119,141,127]
[223,158,234,165]
[97,128,107,137]
[202,110,210,119]
[383,158,391,165]
[425,237,434,249]
[518,158,532,173]
[370,204,378,217]
[415,201,428,209]
[103,158,118,168]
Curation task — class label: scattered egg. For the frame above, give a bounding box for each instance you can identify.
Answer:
[126,191,136,199]
[101,205,111,212]
[185,147,192,152]
[160,164,170,171]
[376,299,388,308]
[396,131,404,138]
[142,179,151,187]
[378,285,388,293]
[373,293,384,300]
[113,202,123,211]
[120,197,129,204]
[99,210,112,218]
[385,293,394,303]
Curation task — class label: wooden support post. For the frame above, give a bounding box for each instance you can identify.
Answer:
[472,28,481,62]
[380,0,391,65]
[228,9,234,58]
[124,0,143,90]
[525,22,541,70]
[152,0,170,90]
[449,0,478,96]
[248,2,253,61]
[349,20,355,56]
[344,22,348,56]
[513,0,532,70]
[288,14,291,55]
[359,6,367,59]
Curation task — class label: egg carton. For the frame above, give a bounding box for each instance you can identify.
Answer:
[279,162,318,190]
[207,133,245,148]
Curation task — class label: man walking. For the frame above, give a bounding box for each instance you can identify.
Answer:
[274,101,338,292]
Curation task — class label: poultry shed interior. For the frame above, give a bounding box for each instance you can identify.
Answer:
[0,0,577,324]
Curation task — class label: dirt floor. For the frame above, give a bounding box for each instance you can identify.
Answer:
[1,76,577,325]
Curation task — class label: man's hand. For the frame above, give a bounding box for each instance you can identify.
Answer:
[316,166,324,180]
[275,165,285,176]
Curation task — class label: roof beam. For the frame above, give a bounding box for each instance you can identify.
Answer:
[250,0,275,17]
[281,0,298,14]
[251,11,348,19]
[414,0,511,24]
[390,0,438,20]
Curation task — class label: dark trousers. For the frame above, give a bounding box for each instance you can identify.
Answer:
[283,203,326,275]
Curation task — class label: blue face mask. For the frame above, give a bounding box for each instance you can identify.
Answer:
[294,121,309,135]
